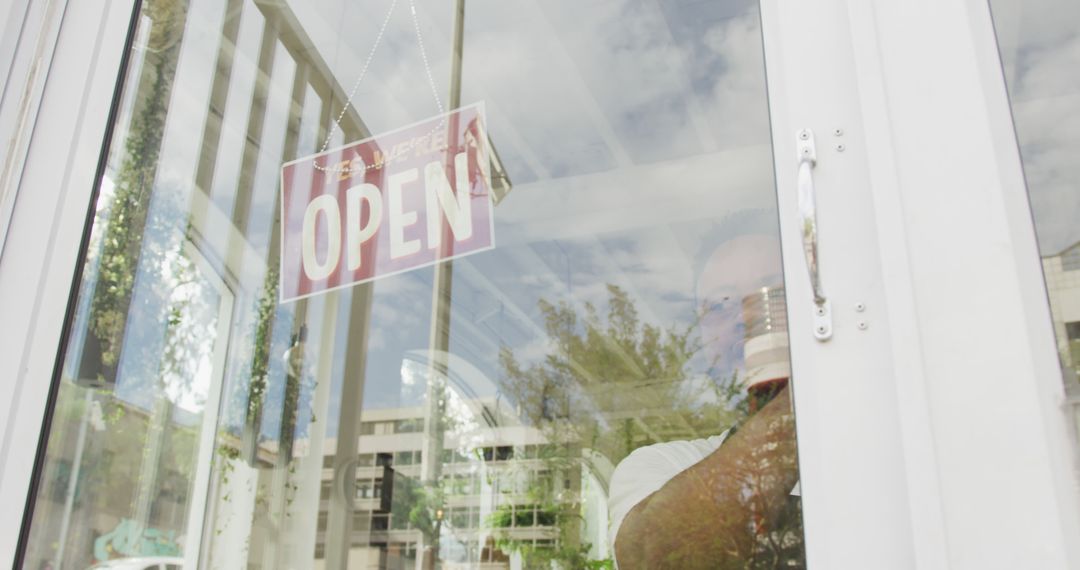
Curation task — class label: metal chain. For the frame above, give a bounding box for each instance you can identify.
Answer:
[315,0,447,173]
[318,0,398,155]
[409,0,445,117]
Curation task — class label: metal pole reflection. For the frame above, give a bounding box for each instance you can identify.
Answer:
[421,1,466,569]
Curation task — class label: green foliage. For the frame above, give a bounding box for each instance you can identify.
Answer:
[500,284,741,465]
[497,285,746,568]
[88,0,186,375]
[246,267,279,428]
[487,505,513,529]
[388,474,444,542]
[493,536,612,570]
[217,444,241,462]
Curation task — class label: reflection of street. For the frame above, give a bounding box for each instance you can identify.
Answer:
[25,387,204,570]
[87,555,184,570]
[92,519,181,562]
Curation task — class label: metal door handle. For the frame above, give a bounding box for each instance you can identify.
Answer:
[797,129,832,341]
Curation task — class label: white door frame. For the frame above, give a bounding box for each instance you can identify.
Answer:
[2,0,1079,568]
[0,0,49,254]
[0,0,138,564]
[763,0,1080,567]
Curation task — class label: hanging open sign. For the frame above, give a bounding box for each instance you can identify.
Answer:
[279,104,495,302]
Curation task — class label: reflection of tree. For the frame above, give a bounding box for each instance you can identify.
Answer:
[241,267,279,461]
[35,3,237,565]
[500,284,740,467]
[159,253,218,409]
[88,0,186,381]
[393,473,444,545]
[27,382,201,568]
[486,476,611,570]
[497,285,803,569]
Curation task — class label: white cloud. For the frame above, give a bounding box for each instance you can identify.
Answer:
[1005,28,1080,253]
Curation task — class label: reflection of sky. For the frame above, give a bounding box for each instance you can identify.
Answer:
[990,0,1080,254]
[290,0,771,178]
[103,0,787,443]
[279,0,785,435]
[112,238,224,426]
[312,206,780,434]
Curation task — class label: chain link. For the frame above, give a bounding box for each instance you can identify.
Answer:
[315,0,448,174]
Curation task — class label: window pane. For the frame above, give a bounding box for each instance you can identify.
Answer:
[988,1,1080,434]
[22,0,805,568]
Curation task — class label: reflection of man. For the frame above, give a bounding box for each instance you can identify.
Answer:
[607,235,801,569]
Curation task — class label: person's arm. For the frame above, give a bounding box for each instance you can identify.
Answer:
[614,387,799,569]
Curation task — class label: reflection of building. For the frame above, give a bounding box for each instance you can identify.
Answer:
[1042,244,1080,383]
[310,401,584,570]
[24,388,197,570]
[742,286,791,392]
[1041,246,1080,439]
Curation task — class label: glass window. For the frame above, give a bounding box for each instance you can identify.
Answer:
[394,418,424,433]
[1061,247,1080,272]
[989,0,1080,439]
[1067,321,1080,382]
[513,505,536,527]
[390,512,409,530]
[21,0,805,568]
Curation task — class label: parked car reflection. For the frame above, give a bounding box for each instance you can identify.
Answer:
[87,556,183,570]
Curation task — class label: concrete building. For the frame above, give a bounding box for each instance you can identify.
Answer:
[1040,245,1080,440]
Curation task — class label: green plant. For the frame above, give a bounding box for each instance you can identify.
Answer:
[496,285,757,568]
[246,267,278,429]
[88,0,186,378]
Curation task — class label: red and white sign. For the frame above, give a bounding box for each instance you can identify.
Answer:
[279,104,495,302]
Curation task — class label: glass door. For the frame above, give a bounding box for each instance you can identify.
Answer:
[987,0,1080,440]
[18,0,812,568]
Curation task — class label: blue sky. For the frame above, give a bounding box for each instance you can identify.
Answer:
[94,0,788,444]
